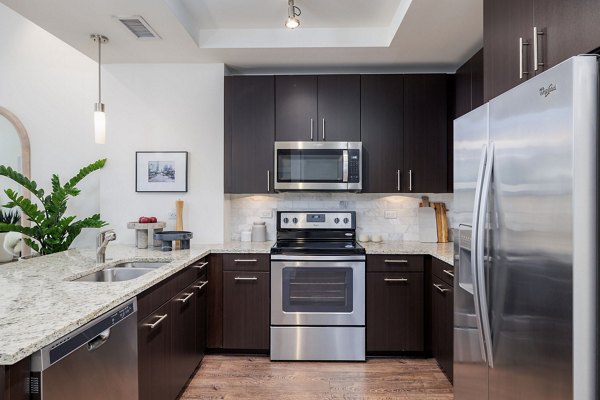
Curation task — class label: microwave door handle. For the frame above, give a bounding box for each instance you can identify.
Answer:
[342,150,349,182]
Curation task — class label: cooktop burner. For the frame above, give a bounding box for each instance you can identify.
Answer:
[271,240,365,255]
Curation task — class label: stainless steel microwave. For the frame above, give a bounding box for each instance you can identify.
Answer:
[273,142,362,191]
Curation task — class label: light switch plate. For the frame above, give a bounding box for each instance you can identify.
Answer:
[384,210,397,219]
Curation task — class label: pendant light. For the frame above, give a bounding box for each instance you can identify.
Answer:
[285,0,301,29]
[91,34,109,144]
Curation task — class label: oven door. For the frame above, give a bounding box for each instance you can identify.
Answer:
[274,142,361,191]
[271,255,365,326]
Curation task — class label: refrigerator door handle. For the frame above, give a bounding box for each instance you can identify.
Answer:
[477,142,495,368]
[470,144,488,363]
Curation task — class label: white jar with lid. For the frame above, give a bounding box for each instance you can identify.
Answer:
[251,221,267,242]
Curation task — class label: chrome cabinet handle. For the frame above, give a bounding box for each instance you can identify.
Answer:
[145,314,168,329]
[322,118,325,140]
[385,259,408,264]
[310,118,314,140]
[194,281,208,290]
[176,292,195,303]
[443,269,454,278]
[409,170,413,191]
[433,283,450,293]
[397,170,400,191]
[267,170,270,192]
[234,259,257,263]
[533,26,544,71]
[384,278,408,282]
[234,277,258,281]
[192,261,208,270]
[519,37,530,79]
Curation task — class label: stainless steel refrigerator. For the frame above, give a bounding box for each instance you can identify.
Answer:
[453,55,597,400]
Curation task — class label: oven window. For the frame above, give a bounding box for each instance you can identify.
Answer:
[277,150,343,182]
[282,267,353,313]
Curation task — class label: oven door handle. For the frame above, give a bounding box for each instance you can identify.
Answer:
[342,149,349,183]
[271,255,366,262]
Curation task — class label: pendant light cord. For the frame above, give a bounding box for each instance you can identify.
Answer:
[98,36,102,104]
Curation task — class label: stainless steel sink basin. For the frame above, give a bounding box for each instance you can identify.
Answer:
[112,261,167,269]
[74,267,155,282]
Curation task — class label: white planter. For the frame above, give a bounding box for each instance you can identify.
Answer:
[0,232,14,263]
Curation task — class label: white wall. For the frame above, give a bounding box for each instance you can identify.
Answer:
[99,64,225,245]
[0,4,226,248]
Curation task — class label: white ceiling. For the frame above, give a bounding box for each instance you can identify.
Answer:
[0,0,483,72]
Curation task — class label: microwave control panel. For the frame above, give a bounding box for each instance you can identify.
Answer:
[348,149,360,183]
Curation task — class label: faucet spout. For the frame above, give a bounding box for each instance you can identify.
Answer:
[96,229,116,263]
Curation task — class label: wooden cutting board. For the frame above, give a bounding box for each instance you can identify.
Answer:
[433,202,448,243]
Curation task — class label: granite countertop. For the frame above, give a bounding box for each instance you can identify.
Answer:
[0,239,452,365]
[360,241,454,265]
[0,241,274,365]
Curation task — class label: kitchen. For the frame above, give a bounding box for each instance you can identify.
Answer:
[0,0,597,399]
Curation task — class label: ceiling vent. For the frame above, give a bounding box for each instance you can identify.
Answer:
[117,16,161,39]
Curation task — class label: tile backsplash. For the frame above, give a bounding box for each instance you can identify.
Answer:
[226,193,453,242]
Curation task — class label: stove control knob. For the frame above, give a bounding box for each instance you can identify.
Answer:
[292,217,298,224]
[283,217,289,224]
[334,218,340,224]
[343,217,350,224]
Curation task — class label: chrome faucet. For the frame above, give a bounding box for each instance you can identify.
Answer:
[96,229,116,263]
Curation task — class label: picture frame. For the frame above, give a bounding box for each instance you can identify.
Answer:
[136,151,188,192]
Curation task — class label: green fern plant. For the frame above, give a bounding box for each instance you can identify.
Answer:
[0,159,108,255]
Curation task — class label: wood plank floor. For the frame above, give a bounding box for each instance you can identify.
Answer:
[181,355,454,400]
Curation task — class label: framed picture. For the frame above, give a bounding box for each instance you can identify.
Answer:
[136,151,188,192]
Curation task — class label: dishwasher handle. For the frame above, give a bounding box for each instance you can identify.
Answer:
[87,329,111,352]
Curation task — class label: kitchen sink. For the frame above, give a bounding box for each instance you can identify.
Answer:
[73,267,155,282]
[112,261,167,269]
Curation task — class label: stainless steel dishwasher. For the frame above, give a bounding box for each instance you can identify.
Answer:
[30,298,138,400]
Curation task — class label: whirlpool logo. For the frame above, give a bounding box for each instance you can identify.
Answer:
[539,83,557,97]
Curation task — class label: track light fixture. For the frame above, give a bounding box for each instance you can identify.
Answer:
[285,0,301,29]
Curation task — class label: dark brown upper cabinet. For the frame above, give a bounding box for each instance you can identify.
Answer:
[361,75,404,193]
[275,75,318,141]
[484,0,533,101]
[455,49,484,119]
[275,75,360,142]
[484,0,600,101]
[403,74,449,193]
[533,0,600,73]
[226,76,275,194]
[317,75,361,142]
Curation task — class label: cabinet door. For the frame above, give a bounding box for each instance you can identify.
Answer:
[366,272,424,352]
[138,302,172,400]
[194,277,208,363]
[223,271,270,350]
[275,75,318,141]
[206,254,223,349]
[432,275,453,382]
[361,75,404,193]
[229,76,275,193]
[170,285,198,399]
[484,0,534,101]
[403,75,449,193]
[317,75,361,142]
[533,0,600,72]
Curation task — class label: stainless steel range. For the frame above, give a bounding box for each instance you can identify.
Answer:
[270,211,366,361]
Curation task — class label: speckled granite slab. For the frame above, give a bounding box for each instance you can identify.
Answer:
[0,242,274,365]
[361,241,454,265]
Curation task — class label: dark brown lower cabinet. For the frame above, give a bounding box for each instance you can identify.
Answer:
[0,357,30,400]
[170,284,199,399]
[431,273,453,382]
[366,272,424,352]
[138,302,172,400]
[223,271,270,350]
[137,259,209,400]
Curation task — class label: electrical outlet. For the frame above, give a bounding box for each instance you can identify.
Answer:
[260,209,273,218]
[384,210,397,219]
[168,211,177,220]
